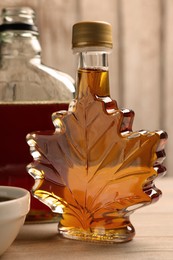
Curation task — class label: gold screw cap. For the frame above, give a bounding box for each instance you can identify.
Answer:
[72,21,113,49]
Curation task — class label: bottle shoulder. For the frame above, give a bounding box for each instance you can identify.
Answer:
[29,60,75,93]
[0,58,75,102]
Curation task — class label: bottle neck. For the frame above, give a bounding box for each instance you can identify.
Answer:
[0,31,41,60]
[76,50,110,99]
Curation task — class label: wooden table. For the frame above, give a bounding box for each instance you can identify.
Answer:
[1,177,173,260]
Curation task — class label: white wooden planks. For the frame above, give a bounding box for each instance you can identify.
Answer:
[0,0,171,175]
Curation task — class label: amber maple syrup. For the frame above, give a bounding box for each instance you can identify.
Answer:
[0,101,69,222]
[26,68,167,240]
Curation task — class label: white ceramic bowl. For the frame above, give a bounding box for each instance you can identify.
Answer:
[0,186,30,256]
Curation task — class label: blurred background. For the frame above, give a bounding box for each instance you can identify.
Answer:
[0,0,172,175]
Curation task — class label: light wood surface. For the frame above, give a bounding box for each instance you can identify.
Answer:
[1,177,173,260]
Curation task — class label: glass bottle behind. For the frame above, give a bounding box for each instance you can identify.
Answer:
[0,7,75,222]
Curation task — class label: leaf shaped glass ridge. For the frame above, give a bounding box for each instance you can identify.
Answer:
[26,90,167,242]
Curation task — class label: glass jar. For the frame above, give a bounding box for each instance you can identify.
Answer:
[0,6,75,222]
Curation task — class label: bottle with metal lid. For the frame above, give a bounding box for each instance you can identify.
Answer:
[26,21,167,242]
[0,6,75,222]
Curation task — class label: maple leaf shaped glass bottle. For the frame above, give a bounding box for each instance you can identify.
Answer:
[27,21,167,242]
